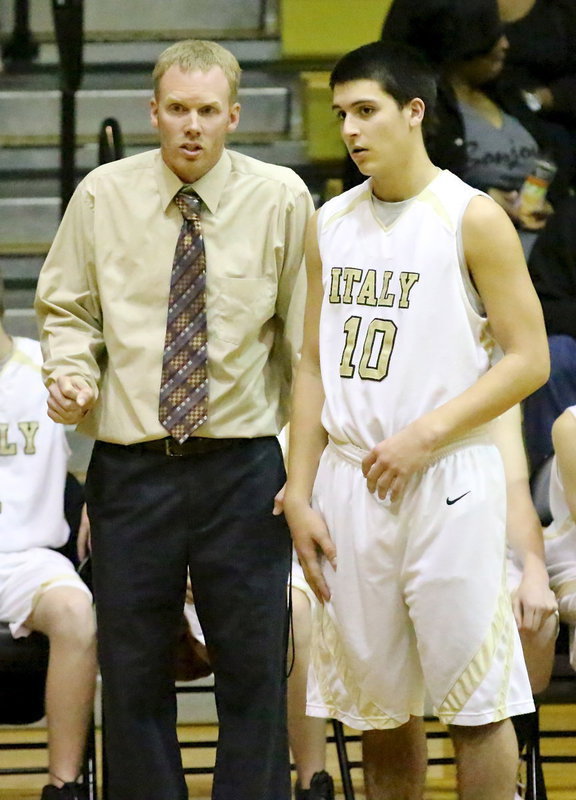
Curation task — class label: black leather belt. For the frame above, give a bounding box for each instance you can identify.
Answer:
[105,437,241,457]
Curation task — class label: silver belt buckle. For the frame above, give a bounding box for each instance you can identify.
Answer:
[164,438,184,457]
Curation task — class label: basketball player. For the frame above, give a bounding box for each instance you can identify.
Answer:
[284,41,550,800]
[0,272,97,800]
[493,406,558,695]
[288,555,335,800]
[545,406,576,668]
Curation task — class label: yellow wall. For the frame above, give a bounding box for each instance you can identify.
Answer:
[281,0,394,58]
[300,71,344,161]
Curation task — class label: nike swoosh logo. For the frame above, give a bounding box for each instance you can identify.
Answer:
[446,491,471,506]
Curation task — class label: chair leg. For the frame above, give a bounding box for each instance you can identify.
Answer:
[82,715,98,800]
[331,719,356,800]
[521,708,547,800]
[101,709,109,800]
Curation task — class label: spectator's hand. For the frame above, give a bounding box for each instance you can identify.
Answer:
[362,421,433,502]
[273,484,285,515]
[77,503,91,561]
[285,500,336,603]
[488,187,553,231]
[517,198,554,232]
[533,86,554,112]
[488,187,520,221]
[47,375,95,424]
[512,562,558,633]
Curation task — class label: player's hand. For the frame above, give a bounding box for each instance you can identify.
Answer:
[511,562,558,633]
[362,421,433,502]
[47,375,95,424]
[285,500,336,603]
[76,503,91,561]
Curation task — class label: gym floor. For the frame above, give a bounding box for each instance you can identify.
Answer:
[1,708,576,799]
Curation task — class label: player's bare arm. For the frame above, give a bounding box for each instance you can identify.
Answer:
[552,410,576,522]
[47,375,95,425]
[493,406,557,632]
[363,196,549,501]
[284,213,335,602]
[77,503,91,561]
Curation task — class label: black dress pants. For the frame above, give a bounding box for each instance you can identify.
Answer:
[85,437,292,800]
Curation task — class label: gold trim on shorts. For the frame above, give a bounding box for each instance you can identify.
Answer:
[30,573,88,616]
[437,566,514,724]
[555,579,576,601]
[312,602,406,728]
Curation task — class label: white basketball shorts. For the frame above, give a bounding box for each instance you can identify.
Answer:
[306,437,534,729]
[0,548,91,638]
[291,548,317,606]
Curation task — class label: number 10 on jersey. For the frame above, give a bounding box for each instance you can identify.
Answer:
[339,315,398,381]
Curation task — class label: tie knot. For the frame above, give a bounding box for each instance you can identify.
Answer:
[175,190,201,221]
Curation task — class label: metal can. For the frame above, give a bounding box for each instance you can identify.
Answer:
[516,158,557,218]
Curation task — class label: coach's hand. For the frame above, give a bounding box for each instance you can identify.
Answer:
[362,421,434,502]
[47,375,95,424]
[285,500,336,603]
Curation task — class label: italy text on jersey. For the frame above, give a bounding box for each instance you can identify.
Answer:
[329,267,421,382]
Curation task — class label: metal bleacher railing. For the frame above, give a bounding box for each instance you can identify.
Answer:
[2,0,87,214]
[52,0,84,214]
[98,117,124,165]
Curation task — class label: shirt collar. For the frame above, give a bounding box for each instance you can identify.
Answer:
[156,149,232,216]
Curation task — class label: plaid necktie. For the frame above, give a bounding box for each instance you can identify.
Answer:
[159,190,208,442]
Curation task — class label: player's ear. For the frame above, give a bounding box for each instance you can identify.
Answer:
[406,97,425,128]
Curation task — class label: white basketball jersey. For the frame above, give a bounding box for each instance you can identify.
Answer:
[317,170,494,450]
[0,337,70,552]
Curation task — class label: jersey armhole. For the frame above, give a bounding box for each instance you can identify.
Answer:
[456,192,487,317]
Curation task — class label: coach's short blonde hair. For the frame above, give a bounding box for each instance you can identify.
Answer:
[153,40,241,101]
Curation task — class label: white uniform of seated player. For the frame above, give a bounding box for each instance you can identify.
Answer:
[0,275,97,800]
[545,406,576,669]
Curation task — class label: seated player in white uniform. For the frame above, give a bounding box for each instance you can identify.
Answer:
[287,552,334,800]
[0,273,97,800]
[277,428,335,800]
[493,406,558,694]
[545,405,576,668]
[284,41,550,800]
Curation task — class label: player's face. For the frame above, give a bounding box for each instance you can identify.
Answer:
[151,65,240,183]
[332,80,417,178]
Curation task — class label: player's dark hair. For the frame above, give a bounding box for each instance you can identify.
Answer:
[330,40,437,118]
[0,269,4,321]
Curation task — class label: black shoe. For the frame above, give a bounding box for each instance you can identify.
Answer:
[40,783,88,800]
[295,770,335,800]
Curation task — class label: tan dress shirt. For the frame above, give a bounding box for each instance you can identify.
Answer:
[35,148,314,443]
